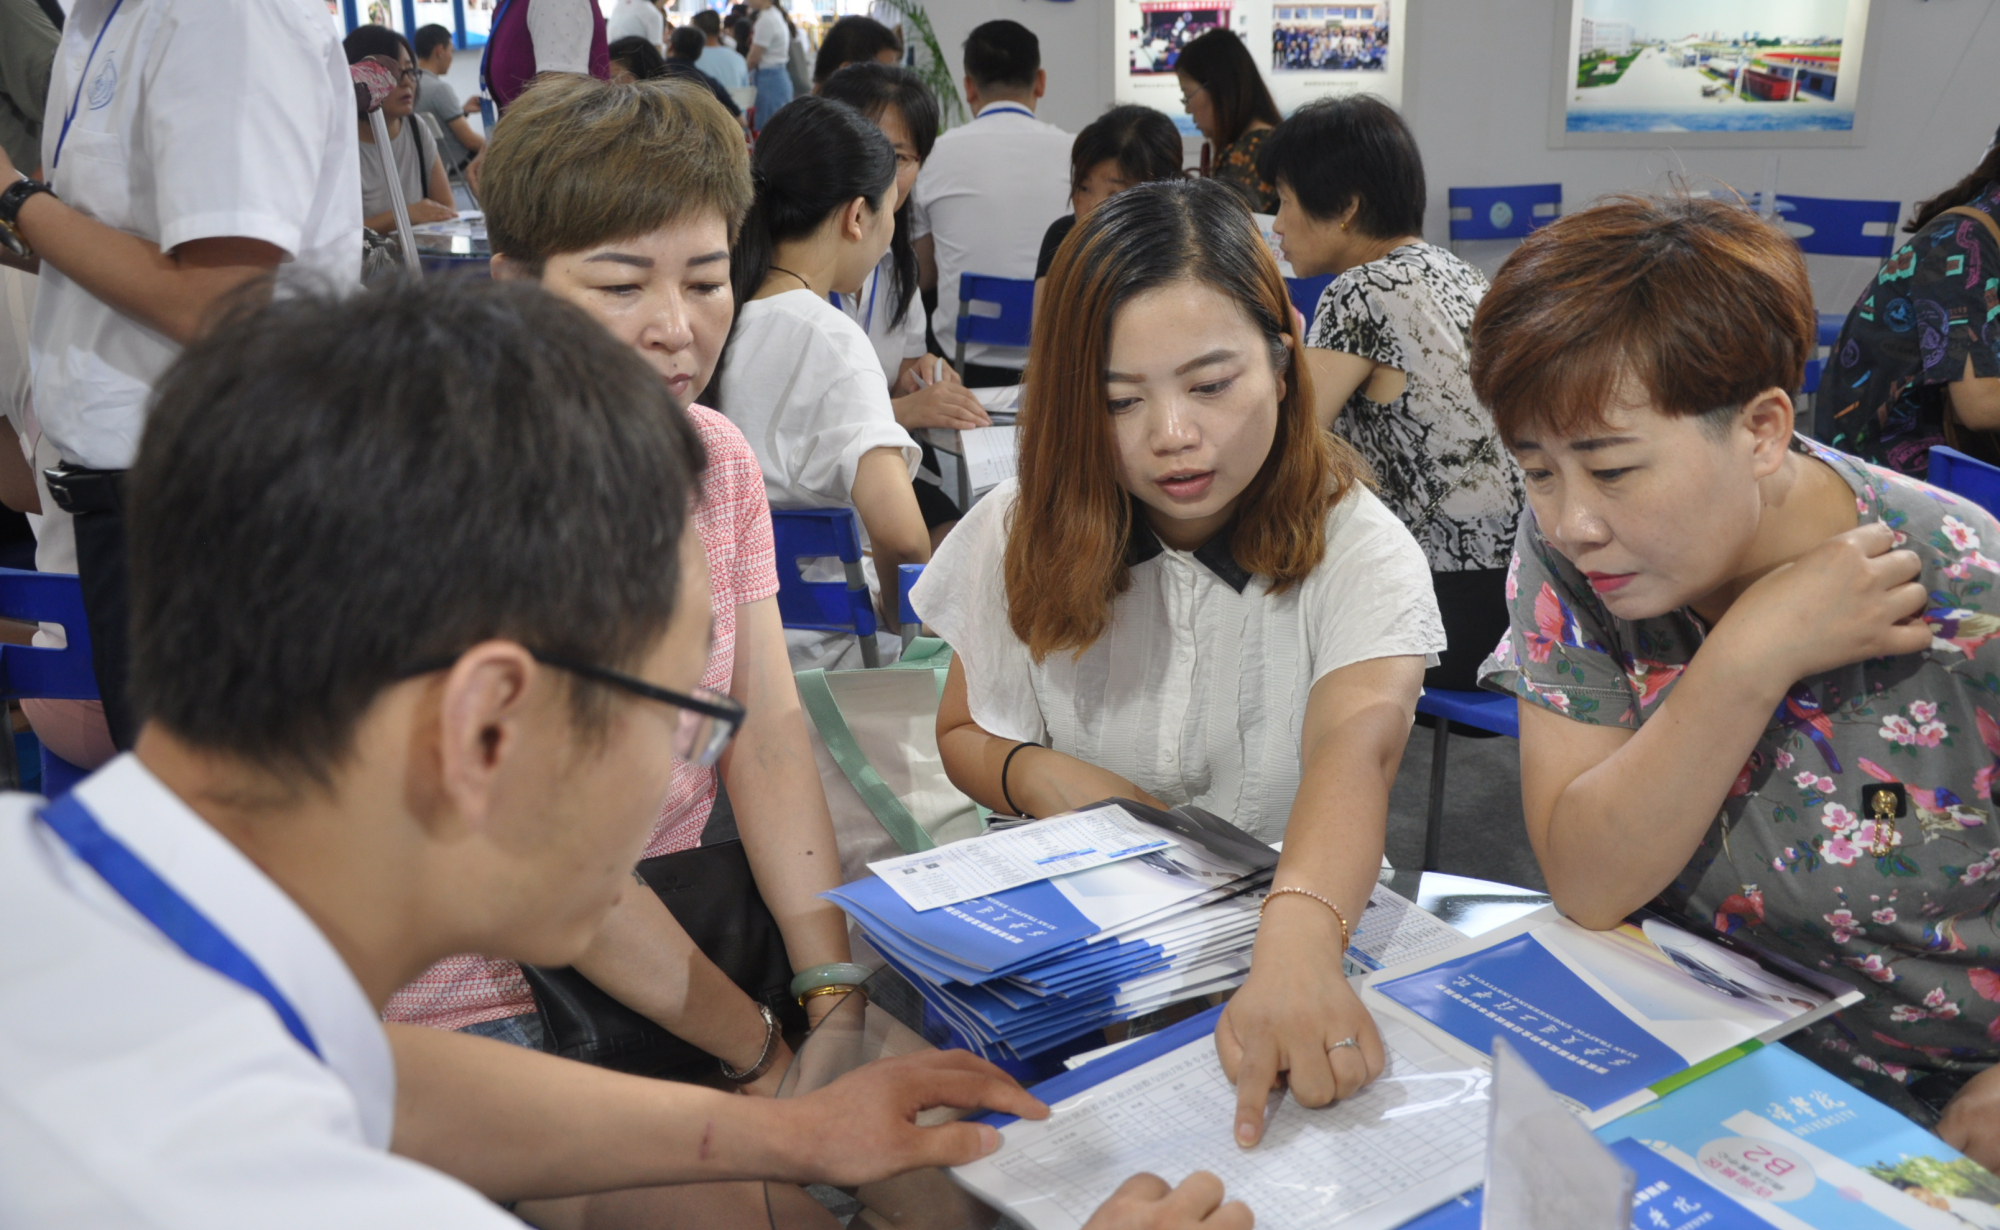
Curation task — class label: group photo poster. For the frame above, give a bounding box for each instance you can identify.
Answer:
[1549,0,1874,148]
[1113,0,1407,136]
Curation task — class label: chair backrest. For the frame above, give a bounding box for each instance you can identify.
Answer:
[898,563,924,627]
[1447,184,1562,242]
[1285,274,1333,322]
[769,508,877,639]
[1927,445,2000,519]
[0,569,98,701]
[1771,194,1902,260]
[954,274,1036,350]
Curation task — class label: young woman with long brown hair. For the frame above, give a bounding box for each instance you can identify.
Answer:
[912,178,1444,1148]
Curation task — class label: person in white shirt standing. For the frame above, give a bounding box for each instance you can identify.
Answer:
[0,0,361,752]
[605,0,665,53]
[910,19,1070,387]
[744,0,793,128]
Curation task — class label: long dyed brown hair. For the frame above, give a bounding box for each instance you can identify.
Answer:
[1006,178,1365,661]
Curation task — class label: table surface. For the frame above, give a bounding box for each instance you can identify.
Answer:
[764,872,1552,1228]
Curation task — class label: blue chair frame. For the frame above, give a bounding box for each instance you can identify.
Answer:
[769,509,881,668]
[953,274,1036,373]
[0,569,99,795]
[1447,184,1561,253]
[1413,688,1519,873]
[1928,445,2000,519]
[898,563,924,648]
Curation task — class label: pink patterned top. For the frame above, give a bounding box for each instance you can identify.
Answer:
[384,407,781,1031]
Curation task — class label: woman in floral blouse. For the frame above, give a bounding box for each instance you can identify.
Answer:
[1472,194,2000,1167]
[1174,28,1280,214]
[1816,133,2000,476]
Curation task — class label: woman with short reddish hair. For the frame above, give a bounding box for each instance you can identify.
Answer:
[1473,194,2000,1159]
[914,178,1444,1146]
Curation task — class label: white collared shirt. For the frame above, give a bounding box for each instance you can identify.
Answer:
[913,481,1445,843]
[31,0,361,471]
[909,101,1070,371]
[837,250,927,387]
[605,0,663,49]
[0,756,517,1227]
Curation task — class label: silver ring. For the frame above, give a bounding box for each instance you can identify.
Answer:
[1329,1036,1359,1052]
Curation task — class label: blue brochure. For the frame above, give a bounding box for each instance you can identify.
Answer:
[1399,1138,1768,1230]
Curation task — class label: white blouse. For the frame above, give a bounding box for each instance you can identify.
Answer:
[913,480,1445,843]
[837,252,927,389]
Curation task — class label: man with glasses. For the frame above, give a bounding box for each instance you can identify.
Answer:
[0,277,1077,1227]
[0,0,358,754]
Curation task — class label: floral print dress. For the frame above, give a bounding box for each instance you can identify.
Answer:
[1210,125,1277,215]
[1480,436,2000,1121]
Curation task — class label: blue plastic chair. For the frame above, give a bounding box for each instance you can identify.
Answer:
[1928,445,2000,518]
[897,563,924,648]
[0,569,99,795]
[1447,184,1561,253]
[1757,193,1903,368]
[1285,274,1333,322]
[1414,688,1519,873]
[953,274,1036,372]
[769,509,881,668]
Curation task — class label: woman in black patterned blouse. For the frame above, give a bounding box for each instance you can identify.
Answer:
[1263,95,1524,692]
[1175,28,1280,214]
[1816,131,2000,477]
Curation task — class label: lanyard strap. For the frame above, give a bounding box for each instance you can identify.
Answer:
[52,0,127,171]
[38,793,323,1060]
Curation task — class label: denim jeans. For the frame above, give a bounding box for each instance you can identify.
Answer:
[752,64,792,129]
[459,1011,546,1052]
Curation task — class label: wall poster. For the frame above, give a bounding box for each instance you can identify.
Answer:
[1112,0,1407,134]
[1549,0,1874,148]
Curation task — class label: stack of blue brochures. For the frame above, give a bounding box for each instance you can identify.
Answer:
[824,800,1277,1059]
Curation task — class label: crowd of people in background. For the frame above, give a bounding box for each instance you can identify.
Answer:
[1271,22,1388,72]
[1,1,1999,1225]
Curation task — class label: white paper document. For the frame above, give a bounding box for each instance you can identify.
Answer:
[1346,883,1467,972]
[953,1012,1490,1230]
[959,425,1019,492]
[868,804,1178,912]
[1484,1037,1634,1230]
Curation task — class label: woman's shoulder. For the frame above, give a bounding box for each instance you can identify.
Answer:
[740,291,882,364]
[1304,484,1430,583]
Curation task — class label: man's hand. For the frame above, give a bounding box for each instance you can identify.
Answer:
[409,198,459,224]
[776,1050,1047,1186]
[1082,1173,1253,1230]
[1939,1065,2000,1173]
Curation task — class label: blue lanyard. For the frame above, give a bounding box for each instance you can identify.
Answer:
[975,103,1032,121]
[38,793,323,1060]
[51,0,126,171]
[833,268,880,331]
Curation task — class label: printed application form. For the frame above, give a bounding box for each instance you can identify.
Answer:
[953,1010,1489,1230]
[868,804,1178,912]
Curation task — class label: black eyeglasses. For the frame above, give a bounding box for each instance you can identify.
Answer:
[400,649,746,768]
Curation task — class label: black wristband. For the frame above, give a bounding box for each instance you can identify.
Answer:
[1000,740,1039,816]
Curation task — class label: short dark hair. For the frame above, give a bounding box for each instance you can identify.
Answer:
[1172,29,1278,149]
[608,34,667,80]
[1259,94,1425,238]
[691,9,720,38]
[963,20,1038,91]
[669,24,707,61]
[814,16,900,85]
[127,279,707,781]
[343,23,413,68]
[1470,195,1816,442]
[413,23,454,60]
[1071,105,1183,195]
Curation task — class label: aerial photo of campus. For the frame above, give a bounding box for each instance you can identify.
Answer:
[1565,0,1857,132]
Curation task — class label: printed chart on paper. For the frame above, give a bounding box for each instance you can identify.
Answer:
[953,1014,1489,1230]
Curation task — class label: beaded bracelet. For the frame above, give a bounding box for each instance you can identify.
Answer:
[1259,886,1351,953]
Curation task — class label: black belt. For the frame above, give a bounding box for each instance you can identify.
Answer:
[44,462,125,516]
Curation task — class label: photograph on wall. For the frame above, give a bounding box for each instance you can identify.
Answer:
[1552,0,1872,146]
[1130,1,1234,75]
[1113,0,1405,134]
[1271,3,1389,74]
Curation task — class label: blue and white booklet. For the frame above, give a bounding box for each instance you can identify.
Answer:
[826,800,1279,1058]
[1368,906,1862,1125]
